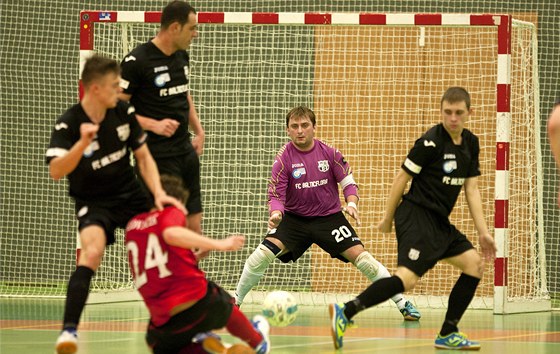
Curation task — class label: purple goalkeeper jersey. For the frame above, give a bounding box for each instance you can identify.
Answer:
[268,139,358,217]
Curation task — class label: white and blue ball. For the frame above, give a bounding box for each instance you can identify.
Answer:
[261,290,298,327]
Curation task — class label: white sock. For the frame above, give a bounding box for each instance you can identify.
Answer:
[235,244,276,305]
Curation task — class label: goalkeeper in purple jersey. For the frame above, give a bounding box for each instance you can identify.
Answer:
[235,106,420,321]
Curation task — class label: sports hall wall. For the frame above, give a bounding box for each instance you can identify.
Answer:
[0,1,558,305]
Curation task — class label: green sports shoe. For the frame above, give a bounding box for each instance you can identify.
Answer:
[329,303,354,349]
[434,332,481,350]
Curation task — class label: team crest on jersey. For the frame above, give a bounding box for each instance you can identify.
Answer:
[154,73,171,87]
[117,124,130,142]
[184,66,189,78]
[443,160,457,174]
[408,248,420,261]
[292,167,306,179]
[318,160,329,172]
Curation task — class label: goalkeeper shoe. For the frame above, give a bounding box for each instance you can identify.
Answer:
[434,332,481,350]
[400,301,421,321]
[55,329,78,354]
[329,303,355,349]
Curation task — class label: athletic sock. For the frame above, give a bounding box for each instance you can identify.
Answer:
[225,305,263,348]
[62,266,94,330]
[344,276,405,320]
[440,273,480,336]
[235,242,279,305]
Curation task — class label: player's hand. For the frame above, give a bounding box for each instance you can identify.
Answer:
[343,205,361,226]
[219,234,245,251]
[79,123,99,144]
[191,134,205,156]
[193,248,210,260]
[376,218,393,233]
[154,193,188,214]
[152,118,180,137]
[268,212,282,230]
[479,233,497,262]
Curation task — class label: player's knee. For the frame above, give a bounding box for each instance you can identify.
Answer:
[400,275,418,291]
[473,255,485,278]
[245,239,281,273]
[354,252,380,279]
[79,248,103,270]
[462,251,484,278]
[394,268,419,291]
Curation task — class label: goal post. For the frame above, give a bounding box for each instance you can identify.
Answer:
[78,11,549,313]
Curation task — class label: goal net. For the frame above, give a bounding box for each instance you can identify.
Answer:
[72,12,549,312]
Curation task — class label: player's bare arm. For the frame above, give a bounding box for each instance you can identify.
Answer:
[464,177,496,262]
[377,169,412,233]
[133,144,186,213]
[547,104,560,170]
[547,104,560,207]
[49,123,99,180]
[187,93,205,155]
[163,226,245,251]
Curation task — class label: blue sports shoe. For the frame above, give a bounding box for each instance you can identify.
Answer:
[434,332,481,350]
[329,303,355,349]
[400,300,421,321]
[252,314,271,354]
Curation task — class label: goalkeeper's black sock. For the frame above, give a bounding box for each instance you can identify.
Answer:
[440,273,480,336]
[62,266,94,330]
[344,276,405,320]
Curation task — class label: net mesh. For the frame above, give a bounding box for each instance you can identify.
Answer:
[0,1,557,311]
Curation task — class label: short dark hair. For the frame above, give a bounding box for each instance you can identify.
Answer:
[160,174,190,204]
[161,1,196,29]
[81,54,120,88]
[441,87,471,110]
[285,106,316,127]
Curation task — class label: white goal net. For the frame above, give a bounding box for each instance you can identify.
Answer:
[79,12,547,312]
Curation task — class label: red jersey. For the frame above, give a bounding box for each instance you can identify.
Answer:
[125,206,208,327]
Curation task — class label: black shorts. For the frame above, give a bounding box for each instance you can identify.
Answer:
[267,211,363,263]
[394,199,474,277]
[75,192,150,245]
[146,281,234,354]
[154,150,202,215]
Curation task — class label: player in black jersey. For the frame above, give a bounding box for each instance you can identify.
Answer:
[119,1,205,239]
[547,97,560,206]
[329,87,497,350]
[46,54,184,354]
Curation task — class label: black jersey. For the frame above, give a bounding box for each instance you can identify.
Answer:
[120,41,193,158]
[46,101,147,203]
[401,123,481,218]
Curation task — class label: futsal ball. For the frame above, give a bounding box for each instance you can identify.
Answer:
[261,290,298,327]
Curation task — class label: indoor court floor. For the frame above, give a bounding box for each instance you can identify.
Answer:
[1,298,559,353]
